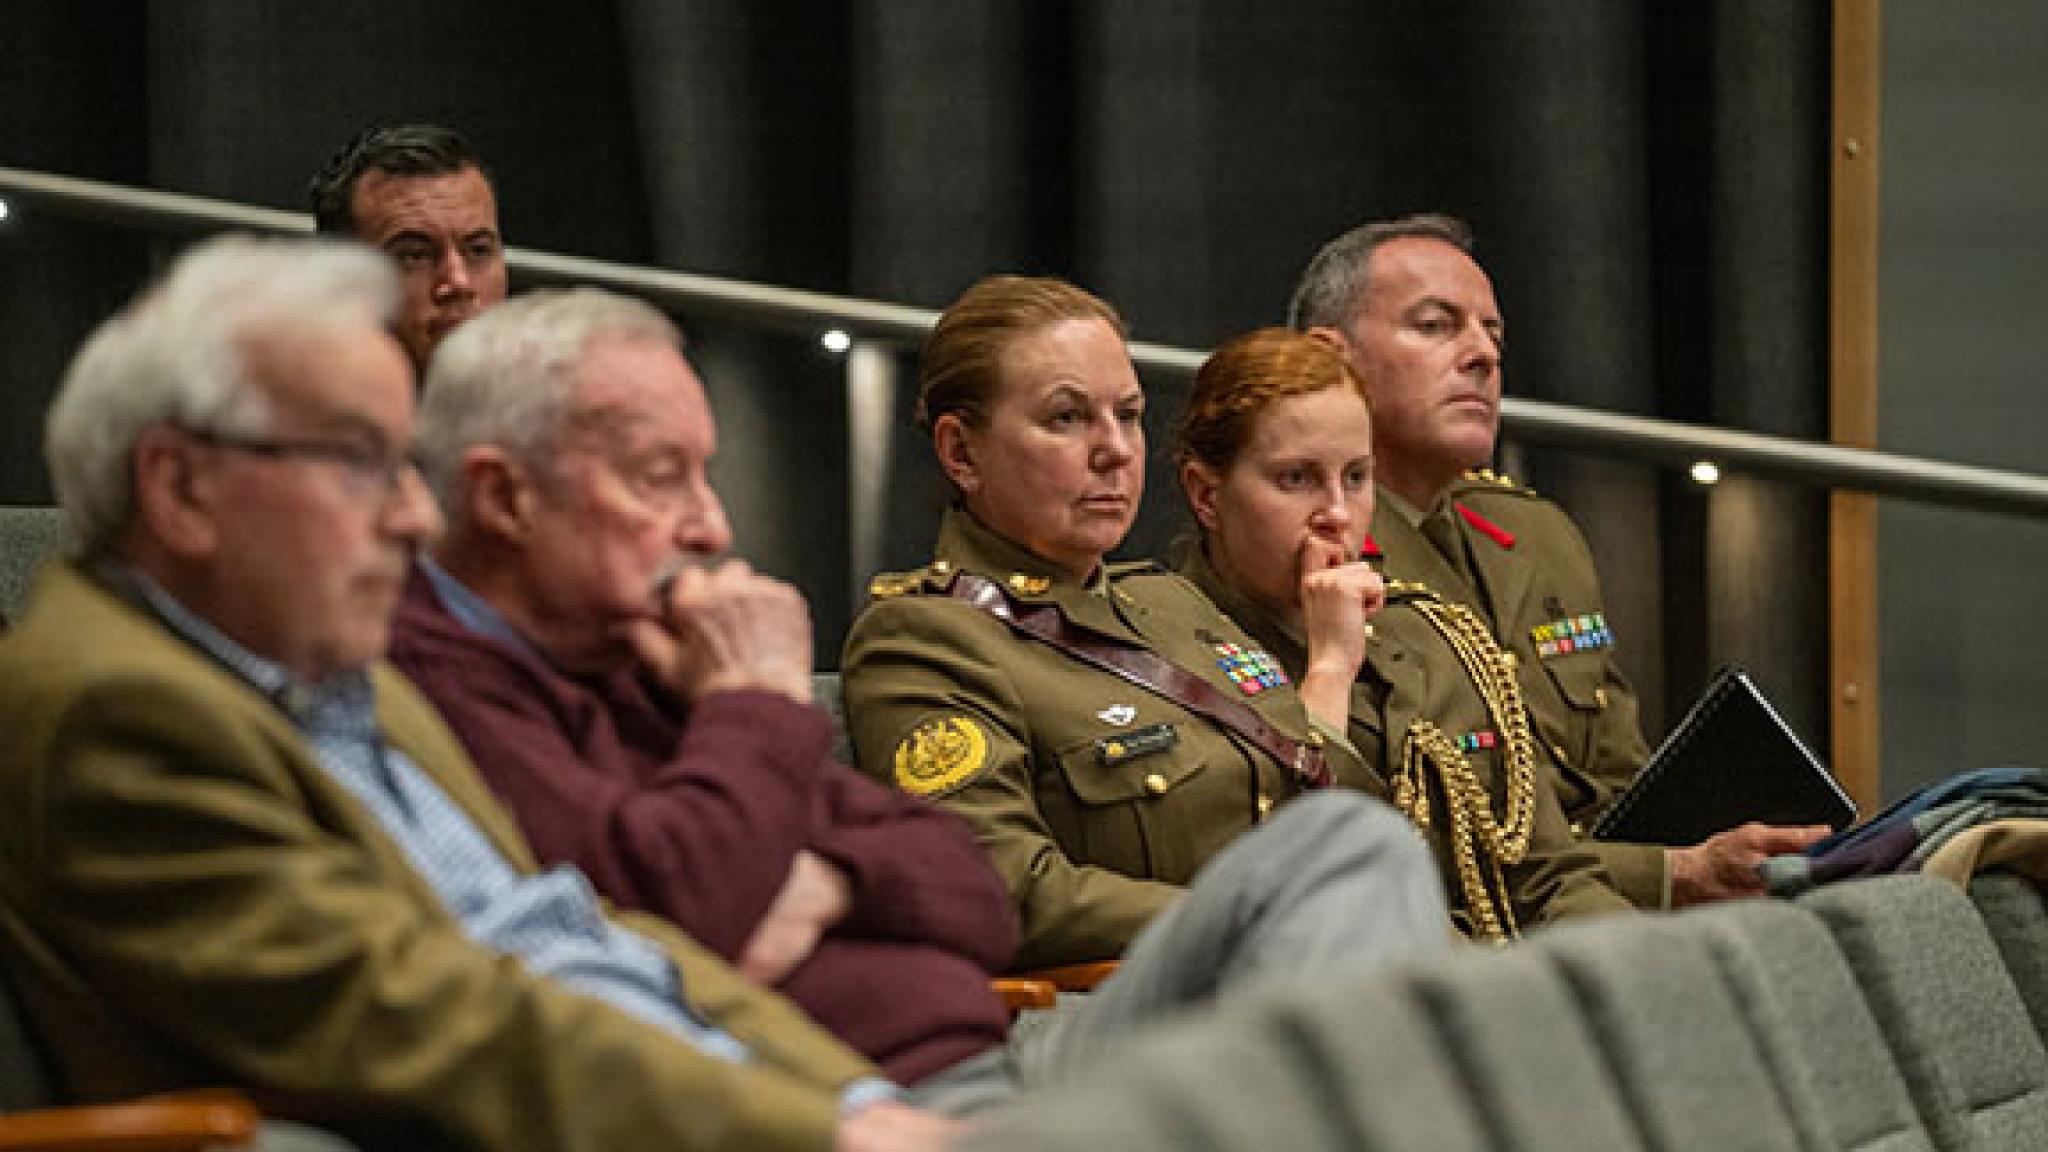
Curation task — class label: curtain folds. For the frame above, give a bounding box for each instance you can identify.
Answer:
[0,0,1829,740]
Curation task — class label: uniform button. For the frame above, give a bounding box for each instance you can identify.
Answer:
[1257,793,1275,817]
[1502,651,1520,670]
[1569,821,1585,838]
[1143,773,1170,797]
[1104,741,1126,759]
[1595,687,1609,709]
[932,559,951,574]
[1306,730,1325,748]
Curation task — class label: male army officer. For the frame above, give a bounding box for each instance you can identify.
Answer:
[1289,214,1826,907]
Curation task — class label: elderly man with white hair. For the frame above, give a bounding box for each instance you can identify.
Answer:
[0,235,949,1152]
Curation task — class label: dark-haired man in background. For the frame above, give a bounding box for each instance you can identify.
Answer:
[309,122,508,371]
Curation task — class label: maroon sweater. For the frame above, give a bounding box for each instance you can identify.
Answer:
[388,570,1015,1084]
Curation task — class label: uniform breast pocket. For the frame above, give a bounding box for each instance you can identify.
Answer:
[1359,631,1436,778]
[1537,649,1608,714]
[1050,723,1212,883]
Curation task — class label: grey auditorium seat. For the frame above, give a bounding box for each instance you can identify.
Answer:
[0,506,66,623]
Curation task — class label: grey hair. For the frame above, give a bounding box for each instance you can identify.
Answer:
[1286,213,1475,333]
[44,234,399,554]
[416,286,681,522]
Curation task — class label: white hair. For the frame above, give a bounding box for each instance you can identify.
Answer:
[44,234,398,553]
[417,286,680,523]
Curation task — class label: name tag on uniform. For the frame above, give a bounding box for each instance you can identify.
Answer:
[1096,723,1179,768]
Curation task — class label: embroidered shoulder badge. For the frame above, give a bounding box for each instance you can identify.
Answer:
[892,715,991,797]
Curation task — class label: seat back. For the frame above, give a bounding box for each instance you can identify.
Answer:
[1407,938,1644,1151]
[973,974,1492,1152]
[1801,873,2048,1150]
[961,874,2048,1152]
[1969,871,2048,1045]
[1530,913,1805,1152]
[810,672,852,765]
[0,506,67,624]
[1682,898,1933,1152]
[0,960,55,1114]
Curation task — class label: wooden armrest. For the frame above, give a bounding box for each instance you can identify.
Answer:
[0,1088,259,1151]
[1027,961,1119,992]
[991,960,1121,1014]
[991,977,1059,1012]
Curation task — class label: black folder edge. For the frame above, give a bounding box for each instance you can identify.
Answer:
[1591,665,1856,842]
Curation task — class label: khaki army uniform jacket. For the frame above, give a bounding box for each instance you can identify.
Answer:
[1371,474,1667,907]
[841,508,1360,970]
[1180,549,1631,935]
[0,564,871,1152]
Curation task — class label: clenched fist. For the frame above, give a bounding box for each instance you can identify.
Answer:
[1294,534,1385,730]
[626,557,814,704]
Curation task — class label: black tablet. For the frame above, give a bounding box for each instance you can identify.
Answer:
[1593,666,1856,846]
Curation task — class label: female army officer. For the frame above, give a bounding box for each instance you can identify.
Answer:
[1175,329,1630,941]
[841,277,1401,971]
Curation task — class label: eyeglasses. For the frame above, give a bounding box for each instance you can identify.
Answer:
[183,427,424,503]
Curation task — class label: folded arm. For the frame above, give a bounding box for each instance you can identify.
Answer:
[808,768,1019,973]
[400,641,828,958]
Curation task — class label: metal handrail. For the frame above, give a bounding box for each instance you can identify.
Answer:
[6,164,2047,519]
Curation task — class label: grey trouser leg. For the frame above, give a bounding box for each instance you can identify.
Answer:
[247,1121,363,1151]
[1013,790,1453,1089]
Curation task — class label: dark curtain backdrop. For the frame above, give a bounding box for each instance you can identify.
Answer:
[0,0,1829,742]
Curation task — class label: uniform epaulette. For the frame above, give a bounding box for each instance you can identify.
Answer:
[1383,577,1444,603]
[1456,467,1539,498]
[1104,558,1162,580]
[865,571,923,600]
[866,560,962,600]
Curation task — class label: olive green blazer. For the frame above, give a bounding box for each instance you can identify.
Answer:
[1371,474,1667,906]
[0,563,871,1152]
[842,508,1359,970]
[1181,548,1631,933]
